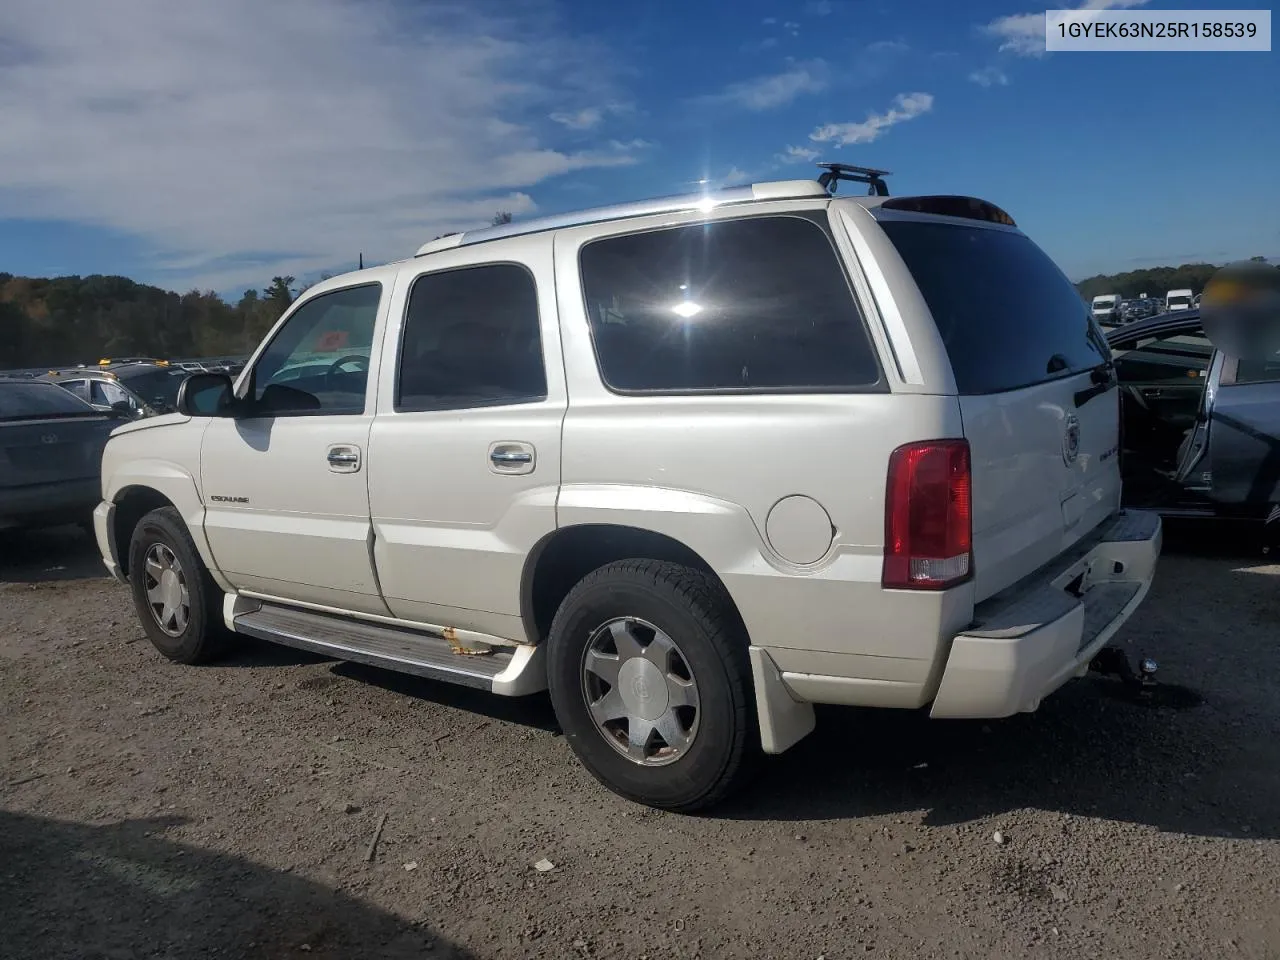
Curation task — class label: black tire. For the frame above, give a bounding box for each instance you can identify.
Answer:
[127,506,230,664]
[546,559,756,812]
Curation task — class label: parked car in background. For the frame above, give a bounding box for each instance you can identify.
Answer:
[1120,299,1157,323]
[40,362,187,419]
[1108,309,1280,533]
[1092,293,1121,325]
[0,378,123,531]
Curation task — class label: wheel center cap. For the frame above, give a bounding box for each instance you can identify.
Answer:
[616,657,668,722]
[160,569,181,609]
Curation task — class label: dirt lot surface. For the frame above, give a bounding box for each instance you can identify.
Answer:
[2,524,1279,960]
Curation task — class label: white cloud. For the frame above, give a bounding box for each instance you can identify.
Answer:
[809,92,934,147]
[968,66,1010,87]
[723,167,751,183]
[784,21,801,36]
[607,138,655,151]
[805,0,834,15]
[780,144,821,163]
[550,107,604,130]
[982,0,1149,57]
[0,0,645,290]
[700,60,829,111]
[549,100,632,131]
[762,16,778,25]
[741,36,780,53]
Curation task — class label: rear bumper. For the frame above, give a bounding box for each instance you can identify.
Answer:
[930,509,1162,719]
[0,479,100,530]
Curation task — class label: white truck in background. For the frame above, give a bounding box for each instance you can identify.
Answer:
[1165,288,1194,313]
[1092,293,1121,325]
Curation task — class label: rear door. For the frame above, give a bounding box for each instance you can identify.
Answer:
[366,240,565,641]
[877,214,1120,601]
[1206,353,1280,507]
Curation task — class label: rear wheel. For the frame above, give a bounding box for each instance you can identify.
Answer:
[546,559,756,811]
[127,506,229,664]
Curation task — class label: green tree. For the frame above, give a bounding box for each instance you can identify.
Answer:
[492,211,513,225]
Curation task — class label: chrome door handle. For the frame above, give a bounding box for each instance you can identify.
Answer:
[490,450,532,465]
[327,451,359,465]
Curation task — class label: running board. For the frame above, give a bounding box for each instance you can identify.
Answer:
[232,603,546,696]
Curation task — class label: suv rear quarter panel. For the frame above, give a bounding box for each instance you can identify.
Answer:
[552,204,974,695]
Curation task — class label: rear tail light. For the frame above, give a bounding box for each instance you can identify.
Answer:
[882,439,972,590]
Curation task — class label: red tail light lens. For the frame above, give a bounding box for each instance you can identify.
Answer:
[883,440,972,590]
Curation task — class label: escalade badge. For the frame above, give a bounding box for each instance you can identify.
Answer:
[1063,416,1081,465]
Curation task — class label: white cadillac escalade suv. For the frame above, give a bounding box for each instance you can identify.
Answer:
[94,166,1161,810]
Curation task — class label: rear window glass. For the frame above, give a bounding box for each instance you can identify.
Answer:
[121,369,185,410]
[880,220,1108,394]
[579,215,881,393]
[0,381,96,420]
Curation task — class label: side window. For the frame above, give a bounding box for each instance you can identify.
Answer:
[1113,331,1212,386]
[396,264,546,412]
[91,380,130,407]
[578,215,881,393]
[1231,354,1280,385]
[250,284,382,415]
[61,379,90,402]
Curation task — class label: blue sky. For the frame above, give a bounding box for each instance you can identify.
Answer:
[0,0,1275,297]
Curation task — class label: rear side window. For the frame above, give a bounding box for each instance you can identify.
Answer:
[879,220,1108,394]
[1231,354,1280,386]
[579,215,881,393]
[397,264,547,412]
[0,381,95,420]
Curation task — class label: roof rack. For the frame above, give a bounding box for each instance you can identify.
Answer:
[414,179,829,257]
[815,162,891,197]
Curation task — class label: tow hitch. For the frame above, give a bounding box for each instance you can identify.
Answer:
[1089,646,1159,697]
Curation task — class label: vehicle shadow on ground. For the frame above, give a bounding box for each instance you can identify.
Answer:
[332,661,562,734]
[0,810,474,960]
[0,526,107,584]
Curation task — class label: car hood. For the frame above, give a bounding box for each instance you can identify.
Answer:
[109,411,191,437]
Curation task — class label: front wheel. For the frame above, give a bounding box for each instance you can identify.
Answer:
[127,506,230,664]
[546,559,756,811]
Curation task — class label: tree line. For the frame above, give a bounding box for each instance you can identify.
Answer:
[2,213,516,370]
[0,273,301,369]
[1075,257,1270,302]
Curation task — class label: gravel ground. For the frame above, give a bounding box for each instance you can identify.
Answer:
[2,524,1278,960]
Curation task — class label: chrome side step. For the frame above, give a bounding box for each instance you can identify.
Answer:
[232,603,546,695]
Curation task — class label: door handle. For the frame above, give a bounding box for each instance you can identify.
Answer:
[326,445,362,473]
[488,442,536,475]
[490,450,532,465]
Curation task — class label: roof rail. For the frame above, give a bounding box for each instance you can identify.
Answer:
[815,162,891,197]
[414,179,829,257]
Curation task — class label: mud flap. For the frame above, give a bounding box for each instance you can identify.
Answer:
[749,646,815,754]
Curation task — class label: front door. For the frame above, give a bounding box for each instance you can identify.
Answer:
[367,246,565,641]
[200,278,392,615]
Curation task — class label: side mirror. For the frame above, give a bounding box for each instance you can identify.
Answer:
[109,400,135,419]
[176,372,234,416]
